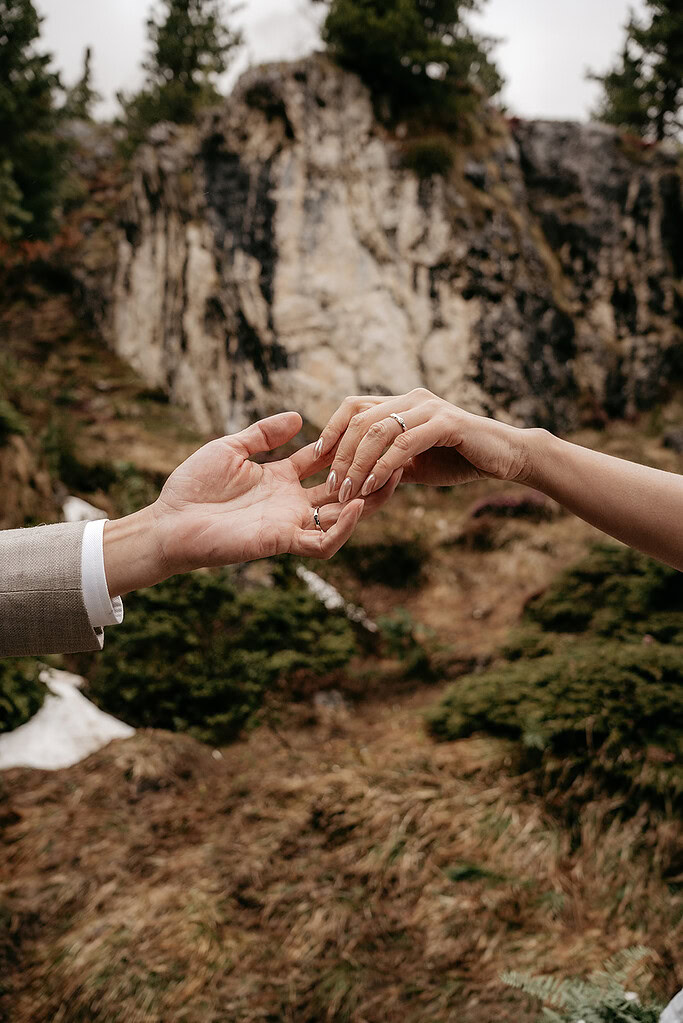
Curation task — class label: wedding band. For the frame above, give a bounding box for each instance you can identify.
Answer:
[391,413,407,432]
[313,507,324,532]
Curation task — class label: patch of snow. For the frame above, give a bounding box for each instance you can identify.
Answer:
[62,496,107,522]
[0,668,134,771]
[661,989,683,1023]
[296,565,377,632]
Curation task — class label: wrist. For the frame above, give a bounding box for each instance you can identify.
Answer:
[103,503,171,598]
[520,427,560,491]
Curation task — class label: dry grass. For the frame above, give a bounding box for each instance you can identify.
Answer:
[1,693,680,1023]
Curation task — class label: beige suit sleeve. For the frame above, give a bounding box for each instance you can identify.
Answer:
[0,522,104,656]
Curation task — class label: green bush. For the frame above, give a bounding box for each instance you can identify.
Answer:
[108,461,162,516]
[428,642,683,802]
[82,570,358,745]
[428,545,683,808]
[377,609,434,679]
[0,398,27,446]
[401,137,454,178]
[339,538,425,588]
[41,417,117,493]
[0,659,46,733]
[525,543,683,642]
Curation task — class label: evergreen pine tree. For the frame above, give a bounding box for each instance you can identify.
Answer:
[590,1,683,140]
[0,0,66,240]
[63,46,101,120]
[118,0,242,150]
[315,0,502,125]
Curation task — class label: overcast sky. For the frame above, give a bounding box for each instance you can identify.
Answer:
[35,0,648,122]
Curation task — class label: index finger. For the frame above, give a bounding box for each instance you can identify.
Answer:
[315,395,387,459]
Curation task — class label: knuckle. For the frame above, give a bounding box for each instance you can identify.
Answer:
[394,432,412,453]
[411,386,432,401]
[369,420,388,440]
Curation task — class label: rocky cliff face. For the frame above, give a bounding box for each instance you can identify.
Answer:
[81,56,683,434]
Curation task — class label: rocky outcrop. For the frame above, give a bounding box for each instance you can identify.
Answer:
[80,56,683,434]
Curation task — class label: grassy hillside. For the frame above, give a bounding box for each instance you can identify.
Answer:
[0,266,682,1020]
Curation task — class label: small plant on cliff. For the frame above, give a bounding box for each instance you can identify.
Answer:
[315,0,502,126]
[81,570,358,744]
[118,0,243,151]
[589,0,683,141]
[0,0,67,239]
[401,136,455,178]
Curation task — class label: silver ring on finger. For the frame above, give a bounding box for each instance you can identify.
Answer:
[313,507,325,532]
[390,412,407,432]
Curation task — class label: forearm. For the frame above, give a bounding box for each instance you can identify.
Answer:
[526,429,683,570]
[103,505,170,597]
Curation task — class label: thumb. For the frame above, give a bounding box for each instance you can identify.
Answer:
[232,412,303,458]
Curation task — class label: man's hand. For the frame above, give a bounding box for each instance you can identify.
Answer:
[104,412,401,597]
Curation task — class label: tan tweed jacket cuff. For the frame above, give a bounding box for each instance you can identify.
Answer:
[0,521,104,657]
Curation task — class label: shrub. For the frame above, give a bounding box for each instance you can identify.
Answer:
[377,609,434,679]
[81,570,358,745]
[108,461,162,516]
[401,137,454,179]
[41,417,117,493]
[469,490,552,521]
[0,659,46,733]
[428,642,683,802]
[339,537,425,588]
[525,543,683,642]
[428,544,683,809]
[0,398,27,446]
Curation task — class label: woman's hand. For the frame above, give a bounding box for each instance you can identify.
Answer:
[316,389,536,501]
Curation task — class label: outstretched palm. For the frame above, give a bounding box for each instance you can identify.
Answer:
[150,413,397,575]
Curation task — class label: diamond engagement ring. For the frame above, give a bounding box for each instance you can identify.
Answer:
[390,413,407,432]
[313,507,324,532]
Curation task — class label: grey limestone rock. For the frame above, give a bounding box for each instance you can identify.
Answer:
[78,56,683,435]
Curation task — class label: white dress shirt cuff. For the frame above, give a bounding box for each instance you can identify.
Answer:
[81,519,124,629]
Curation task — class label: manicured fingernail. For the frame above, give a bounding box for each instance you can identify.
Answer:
[361,474,376,497]
[314,438,323,459]
[339,477,352,503]
[326,469,337,496]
